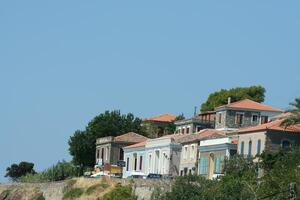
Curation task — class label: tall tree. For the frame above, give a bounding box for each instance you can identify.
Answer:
[200,85,266,112]
[281,98,300,127]
[68,110,146,168]
[5,161,36,181]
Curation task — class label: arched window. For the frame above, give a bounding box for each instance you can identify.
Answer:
[282,140,291,149]
[248,141,252,160]
[240,141,245,156]
[257,140,261,155]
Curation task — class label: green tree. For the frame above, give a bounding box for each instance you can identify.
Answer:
[5,161,36,181]
[69,110,145,168]
[200,85,266,112]
[281,98,300,127]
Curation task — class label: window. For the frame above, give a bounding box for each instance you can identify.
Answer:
[190,145,195,159]
[261,116,268,124]
[235,113,244,125]
[214,157,220,173]
[199,158,208,175]
[252,115,258,123]
[220,156,225,174]
[186,127,190,134]
[248,141,252,160]
[218,113,222,123]
[101,148,104,159]
[257,140,261,155]
[134,155,137,171]
[119,148,124,160]
[182,128,185,134]
[184,146,188,159]
[241,141,245,155]
[96,149,100,159]
[106,147,109,161]
[139,156,143,170]
[126,157,129,171]
[180,170,183,176]
[282,140,291,149]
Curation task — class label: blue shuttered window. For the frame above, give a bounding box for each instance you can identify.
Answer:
[257,140,261,155]
[241,141,245,156]
[199,158,208,175]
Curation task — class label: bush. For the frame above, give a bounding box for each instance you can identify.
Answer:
[99,184,137,200]
[5,161,36,181]
[62,188,84,200]
[85,182,109,195]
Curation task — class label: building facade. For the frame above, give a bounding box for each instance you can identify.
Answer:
[123,141,146,178]
[236,120,300,158]
[215,99,283,131]
[144,135,183,176]
[174,111,215,134]
[95,132,148,166]
[142,114,177,138]
[198,136,237,179]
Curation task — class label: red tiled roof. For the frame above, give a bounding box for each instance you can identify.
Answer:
[144,114,177,122]
[114,132,148,143]
[216,99,283,112]
[235,119,300,134]
[124,141,146,149]
[176,129,225,144]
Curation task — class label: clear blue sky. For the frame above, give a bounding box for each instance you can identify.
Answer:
[0,1,299,182]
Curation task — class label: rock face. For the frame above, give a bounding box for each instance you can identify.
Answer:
[0,182,65,200]
[0,178,171,200]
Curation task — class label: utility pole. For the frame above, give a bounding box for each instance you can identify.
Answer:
[289,183,296,200]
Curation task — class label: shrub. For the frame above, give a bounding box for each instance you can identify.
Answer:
[99,184,137,200]
[20,161,80,183]
[85,182,109,195]
[62,188,83,200]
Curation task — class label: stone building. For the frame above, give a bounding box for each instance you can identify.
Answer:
[95,132,148,166]
[174,111,215,134]
[215,99,283,131]
[235,119,300,158]
[142,114,177,138]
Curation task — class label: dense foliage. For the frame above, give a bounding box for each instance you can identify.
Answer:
[200,85,266,112]
[99,184,137,200]
[281,98,300,127]
[69,110,146,169]
[152,149,300,200]
[20,160,79,182]
[5,161,36,181]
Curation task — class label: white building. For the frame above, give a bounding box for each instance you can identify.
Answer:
[144,135,183,176]
[123,141,147,178]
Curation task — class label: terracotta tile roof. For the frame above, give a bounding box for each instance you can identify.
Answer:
[123,141,146,149]
[114,132,148,143]
[216,99,283,112]
[234,119,300,134]
[144,113,176,122]
[176,129,226,144]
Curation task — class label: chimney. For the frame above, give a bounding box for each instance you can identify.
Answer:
[228,97,231,105]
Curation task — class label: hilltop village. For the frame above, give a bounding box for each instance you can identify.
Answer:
[95,98,300,179]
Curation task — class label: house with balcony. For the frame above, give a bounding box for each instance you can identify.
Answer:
[215,98,283,131]
[174,111,215,134]
[95,132,148,166]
